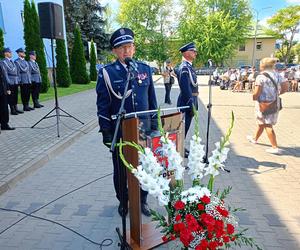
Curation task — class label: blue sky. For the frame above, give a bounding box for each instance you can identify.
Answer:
[102,0,300,21]
[252,0,300,22]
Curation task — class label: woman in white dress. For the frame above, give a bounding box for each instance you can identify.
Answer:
[247,58,288,154]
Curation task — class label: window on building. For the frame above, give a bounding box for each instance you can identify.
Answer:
[256,41,262,51]
[0,3,5,32]
[239,44,246,51]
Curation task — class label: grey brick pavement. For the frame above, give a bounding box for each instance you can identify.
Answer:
[0,79,299,249]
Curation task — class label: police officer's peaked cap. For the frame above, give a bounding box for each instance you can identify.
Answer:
[110,28,134,48]
[3,47,12,53]
[29,51,36,56]
[179,42,197,53]
[16,48,25,53]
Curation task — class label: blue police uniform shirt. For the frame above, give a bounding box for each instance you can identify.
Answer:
[28,60,42,83]
[14,58,31,84]
[176,60,198,109]
[96,59,158,132]
[1,58,19,85]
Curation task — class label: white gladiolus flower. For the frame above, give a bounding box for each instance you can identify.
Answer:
[187,135,206,181]
[161,137,184,180]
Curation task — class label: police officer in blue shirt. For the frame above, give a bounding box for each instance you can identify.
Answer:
[15,48,33,111]
[1,48,23,115]
[28,51,43,108]
[176,42,198,157]
[96,28,157,217]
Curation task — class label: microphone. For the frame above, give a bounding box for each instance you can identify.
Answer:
[208,59,213,68]
[124,57,138,72]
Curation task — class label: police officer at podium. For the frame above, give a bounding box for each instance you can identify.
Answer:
[96,28,157,217]
[176,42,198,157]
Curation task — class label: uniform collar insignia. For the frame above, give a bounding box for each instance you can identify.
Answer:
[115,64,121,70]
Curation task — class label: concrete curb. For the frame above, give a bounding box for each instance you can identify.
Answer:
[0,119,98,196]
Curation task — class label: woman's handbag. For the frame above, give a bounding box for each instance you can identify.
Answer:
[259,72,282,115]
[169,76,175,85]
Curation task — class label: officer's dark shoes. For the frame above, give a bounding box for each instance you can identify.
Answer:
[34,103,42,108]
[23,106,31,111]
[28,106,35,110]
[141,203,151,217]
[184,149,190,158]
[118,203,128,217]
[1,124,15,130]
[11,110,18,115]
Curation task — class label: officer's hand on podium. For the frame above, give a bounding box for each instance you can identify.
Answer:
[102,129,112,148]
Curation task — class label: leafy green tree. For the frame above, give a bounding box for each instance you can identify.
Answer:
[118,0,171,65]
[70,25,90,84]
[266,5,300,64]
[23,0,50,92]
[55,40,72,87]
[178,0,251,65]
[63,0,109,56]
[0,29,4,59]
[89,40,97,81]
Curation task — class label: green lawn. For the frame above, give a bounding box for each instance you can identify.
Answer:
[18,81,96,104]
[39,81,96,102]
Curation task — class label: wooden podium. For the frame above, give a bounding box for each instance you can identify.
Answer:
[122,112,184,250]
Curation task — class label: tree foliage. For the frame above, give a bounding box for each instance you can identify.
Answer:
[0,29,4,59]
[89,40,97,81]
[266,5,300,64]
[63,0,109,56]
[70,25,90,84]
[178,0,252,65]
[23,0,50,92]
[55,40,72,87]
[118,0,172,65]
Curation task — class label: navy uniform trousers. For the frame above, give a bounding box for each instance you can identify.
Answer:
[176,61,199,137]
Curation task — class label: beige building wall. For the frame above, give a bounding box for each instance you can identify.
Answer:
[227,37,276,68]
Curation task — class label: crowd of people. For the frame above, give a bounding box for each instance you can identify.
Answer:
[0,48,43,132]
[212,65,300,93]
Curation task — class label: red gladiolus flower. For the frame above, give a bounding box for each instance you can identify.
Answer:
[170,234,176,240]
[231,236,236,241]
[216,206,229,217]
[196,239,209,250]
[201,213,215,228]
[227,223,235,234]
[174,222,185,232]
[223,235,230,243]
[174,200,185,210]
[175,214,182,221]
[180,228,194,247]
[208,241,219,250]
[197,203,205,211]
[200,195,210,204]
[162,235,168,242]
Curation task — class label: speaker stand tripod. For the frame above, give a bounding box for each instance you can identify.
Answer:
[31,38,84,137]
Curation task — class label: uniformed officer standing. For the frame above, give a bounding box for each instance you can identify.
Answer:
[28,51,43,108]
[0,62,15,131]
[176,42,198,138]
[96,28,157,217]
[1,48,23,115]
[15,48,33,111]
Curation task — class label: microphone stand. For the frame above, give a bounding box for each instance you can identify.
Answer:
[203,60,213,164]
[110,65,133,250]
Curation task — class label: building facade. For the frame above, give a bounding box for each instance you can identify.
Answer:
[0,0,66,66]
[228,34,277,69]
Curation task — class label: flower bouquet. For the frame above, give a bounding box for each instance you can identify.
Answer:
[119,109,261,250]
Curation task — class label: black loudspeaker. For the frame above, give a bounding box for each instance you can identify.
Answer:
[38,2,64,39]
